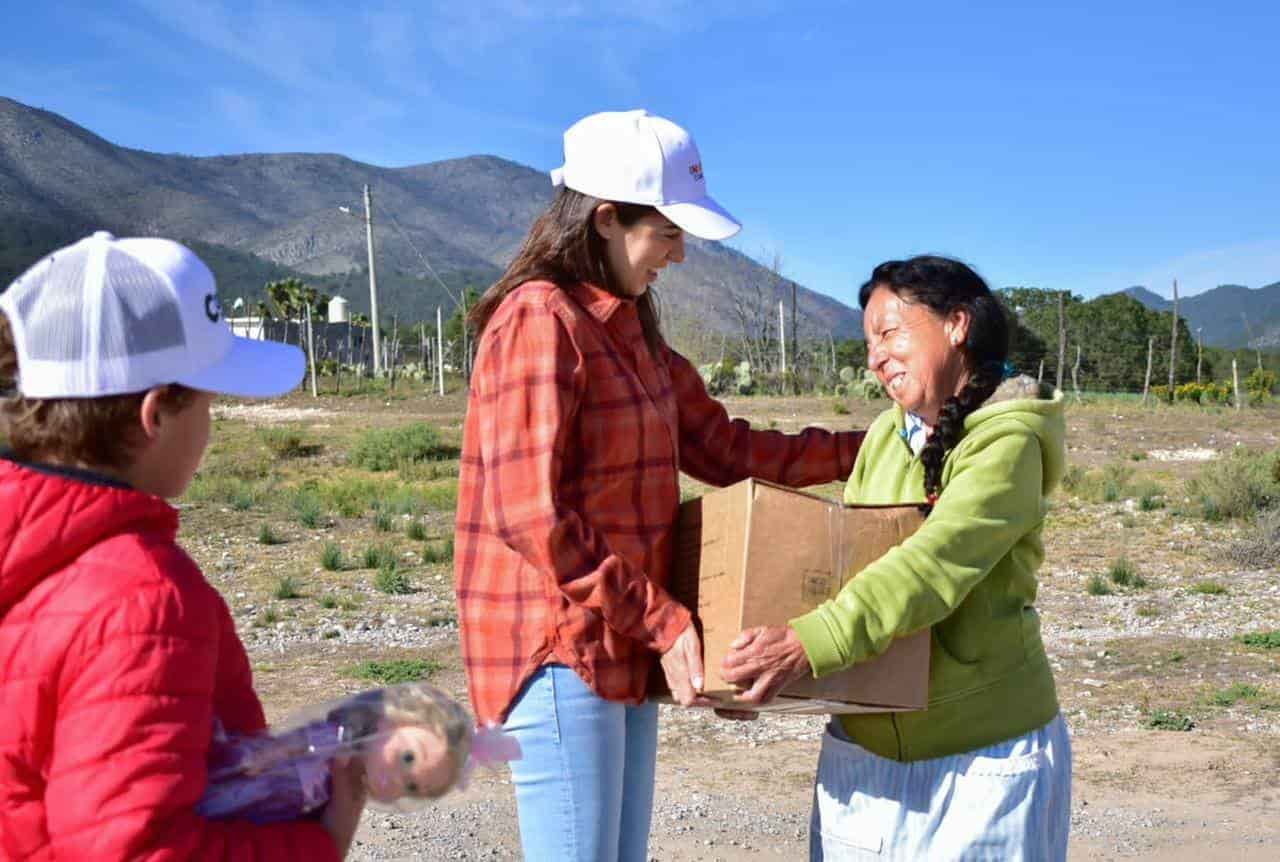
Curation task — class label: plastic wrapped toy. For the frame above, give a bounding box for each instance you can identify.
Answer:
[196,682,520,824]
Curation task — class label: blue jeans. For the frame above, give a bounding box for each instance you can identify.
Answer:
[503,664,659,862]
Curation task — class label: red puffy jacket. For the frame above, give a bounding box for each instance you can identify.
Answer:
[0,457,337,861]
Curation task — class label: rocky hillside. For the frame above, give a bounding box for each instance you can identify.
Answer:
[0,96,860,337]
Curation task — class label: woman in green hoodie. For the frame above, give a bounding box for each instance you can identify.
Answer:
[722,256,1071,860]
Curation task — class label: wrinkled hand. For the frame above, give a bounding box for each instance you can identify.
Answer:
[660,623,716,707]
[721,626,811,707]
[322,754,368,858]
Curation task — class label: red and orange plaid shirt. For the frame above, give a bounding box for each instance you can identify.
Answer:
[454,281,863,725]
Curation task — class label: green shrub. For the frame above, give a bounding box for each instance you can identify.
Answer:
[320,543,344,571]
[1245,367,1276,404]
[374,561,412,595]
[420,482,459,512]
[272,575,302,600]
[1107,557,1147,588]
[1191,580,1227,596]
[1086,574,1113,596]
[329,483,368,518]
[1237,630,1280,650]
[258,425,318,459]
[1227,509,1280,568]
[1205,683,1260,707]
[1101,462,1134,502]
[343,658,441,685]
[374,510,394,532]
[258,523,283,545]
[831,399,850,415]
[350,423,453,471]
[1136,604,1160,618]
[1144,710,1194,731]
[422,536,454,564]
[185,475,258,507]
[318,594,339,609]
[697,359,737,395]
[228,484,256,511]
[362,544,392,569]
[1185,448,1280,521]
[292,491,325,529]
[406,520,427,541]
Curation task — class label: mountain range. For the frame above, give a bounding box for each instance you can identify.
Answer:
[0,96,860,339]
[1122,284,1280,348]
[3,95,1277,349]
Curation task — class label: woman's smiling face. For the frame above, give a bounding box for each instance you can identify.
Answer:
[863,285,972,424]
[595,206,686,298]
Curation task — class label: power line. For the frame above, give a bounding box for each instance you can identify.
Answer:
[373,201,462,309]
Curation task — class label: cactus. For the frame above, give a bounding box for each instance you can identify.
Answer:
[851,369,886,400]
[838,366,857,384]
[734,361,755,395]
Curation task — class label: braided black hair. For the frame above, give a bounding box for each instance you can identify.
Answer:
[858,256,1011,501]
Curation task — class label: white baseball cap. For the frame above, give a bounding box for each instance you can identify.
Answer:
[0,231,304,399]
[550,109,742,241]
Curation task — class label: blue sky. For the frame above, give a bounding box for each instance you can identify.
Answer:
[3,0,1277,305]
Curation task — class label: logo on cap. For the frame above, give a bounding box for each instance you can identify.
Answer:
[688,162,704,182]
[204,294,222,323]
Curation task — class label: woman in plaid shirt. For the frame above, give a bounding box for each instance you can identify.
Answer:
[455,110,862,862]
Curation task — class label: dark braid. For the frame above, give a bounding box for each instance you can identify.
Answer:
[858,256,1011,501]
[919,362,1004,499]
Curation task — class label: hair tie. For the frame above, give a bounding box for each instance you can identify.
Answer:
[1002,360,1017,380]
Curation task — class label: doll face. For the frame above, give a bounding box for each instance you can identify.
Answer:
[364,724,454,802]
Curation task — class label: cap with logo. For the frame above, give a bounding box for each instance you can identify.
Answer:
[550,109,741,241]
[0,231,304,399]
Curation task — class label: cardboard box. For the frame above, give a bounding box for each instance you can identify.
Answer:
[651,478,931,714]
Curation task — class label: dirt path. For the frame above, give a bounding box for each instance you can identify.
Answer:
[193,391,1280,860]
[343,725,1279,860]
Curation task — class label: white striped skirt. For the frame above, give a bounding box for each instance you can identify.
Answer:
[810,714,1072,861]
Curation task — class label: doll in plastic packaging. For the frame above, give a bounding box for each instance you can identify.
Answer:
[197,682,519,824]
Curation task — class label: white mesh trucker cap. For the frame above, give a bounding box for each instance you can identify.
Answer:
[549,109,742,241]
[0,231,304,399]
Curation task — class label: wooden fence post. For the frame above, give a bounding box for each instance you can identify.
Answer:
[1142,336,1155,406]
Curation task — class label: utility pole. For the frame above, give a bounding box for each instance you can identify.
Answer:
[1196,327,1204,385]
[1142,336,1155,406]
[1056,290,1066,392]
[778,299,787,378]
[364,184,382,376]
[436,305,445,396]
[1167,278,1179,400]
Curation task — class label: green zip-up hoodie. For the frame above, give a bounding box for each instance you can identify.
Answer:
[790,378,1065,761]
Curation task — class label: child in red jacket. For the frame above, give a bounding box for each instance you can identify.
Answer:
[0,232,365,860]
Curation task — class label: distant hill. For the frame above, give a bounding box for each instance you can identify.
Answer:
[1116,281,1280,348]
[1122,286,1170,312]
[0,96,861,338]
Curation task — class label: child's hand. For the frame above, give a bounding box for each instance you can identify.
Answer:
[322,754,368,858]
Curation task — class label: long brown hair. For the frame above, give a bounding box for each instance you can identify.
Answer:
[468,187,666,356]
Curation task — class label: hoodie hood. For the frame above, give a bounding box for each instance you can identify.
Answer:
[0,458,177,616]
[963,375,1066,495]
